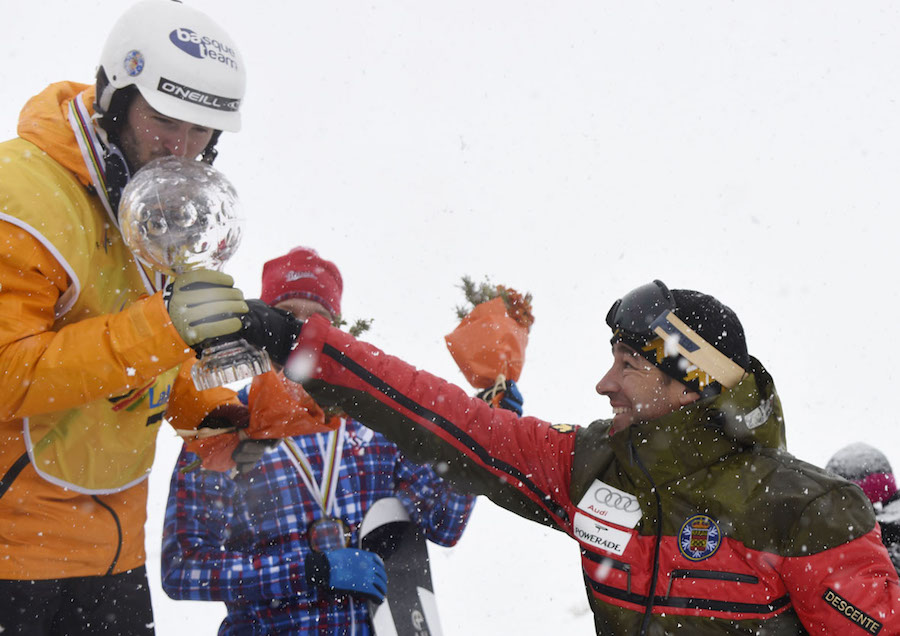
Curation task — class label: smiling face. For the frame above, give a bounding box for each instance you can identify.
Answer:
[118,92,216,172]
[595,342,700,434]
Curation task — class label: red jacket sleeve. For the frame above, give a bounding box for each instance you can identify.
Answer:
[291,314,578,529]
[781,518,900,633]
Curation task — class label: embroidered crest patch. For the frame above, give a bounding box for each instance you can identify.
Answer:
[678,514,721,561]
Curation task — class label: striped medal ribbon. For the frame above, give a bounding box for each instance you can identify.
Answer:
[283,419,349,552]
[66,92,166,295]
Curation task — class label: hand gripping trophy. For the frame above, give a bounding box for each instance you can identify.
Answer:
[118,156,271,390]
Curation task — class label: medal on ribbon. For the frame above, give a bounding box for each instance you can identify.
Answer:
[307,517,351,553]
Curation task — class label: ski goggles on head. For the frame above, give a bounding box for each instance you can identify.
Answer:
[606,280,746,390]
[605,279,675,336]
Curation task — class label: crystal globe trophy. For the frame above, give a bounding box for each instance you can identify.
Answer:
[118,156,271,390]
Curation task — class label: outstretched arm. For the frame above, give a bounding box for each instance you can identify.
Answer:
[287,314,578,532]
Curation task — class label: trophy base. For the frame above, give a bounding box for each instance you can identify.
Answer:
[191,339,272,391]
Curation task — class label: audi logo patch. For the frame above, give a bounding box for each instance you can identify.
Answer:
[576,479,643,529]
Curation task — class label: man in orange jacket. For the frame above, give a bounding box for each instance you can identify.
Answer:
[0,2,279,634]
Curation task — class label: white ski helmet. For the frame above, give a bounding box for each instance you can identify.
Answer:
[97,0,246,133]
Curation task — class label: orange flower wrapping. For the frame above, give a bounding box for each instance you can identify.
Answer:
[444,296,529,389]
[184,372,339,472]
[245,371,339,439]
[186,433,242,472]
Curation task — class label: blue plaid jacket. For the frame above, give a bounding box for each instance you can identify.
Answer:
[161,417,475,635]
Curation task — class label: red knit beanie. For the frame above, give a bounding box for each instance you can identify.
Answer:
[260,247,343,317]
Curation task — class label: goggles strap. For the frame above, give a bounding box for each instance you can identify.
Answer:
[651,311,746,389]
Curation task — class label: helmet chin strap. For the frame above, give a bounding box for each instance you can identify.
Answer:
[201,131,222,165]
[103,143,131,219]
[89,119,130,219]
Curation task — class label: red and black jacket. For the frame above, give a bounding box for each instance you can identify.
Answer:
[292,314,900,635]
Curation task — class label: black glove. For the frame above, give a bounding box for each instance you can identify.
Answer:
[200,403,250,430]
[165,269,248,352]
[305,548,387,604]
[239,299,304,366]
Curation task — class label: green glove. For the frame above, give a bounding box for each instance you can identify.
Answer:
[166,269,248,348]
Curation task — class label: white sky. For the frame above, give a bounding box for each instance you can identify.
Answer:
[4,1,900,633]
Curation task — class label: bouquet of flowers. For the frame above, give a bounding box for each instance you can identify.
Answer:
[445,276,534,406]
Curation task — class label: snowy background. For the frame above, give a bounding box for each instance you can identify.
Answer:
[4,1,900,633]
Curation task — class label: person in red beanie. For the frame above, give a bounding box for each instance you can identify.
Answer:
[160,246,475,635]
[260,246,344,317]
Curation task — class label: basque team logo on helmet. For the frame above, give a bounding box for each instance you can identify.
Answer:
[168,27,239,68]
